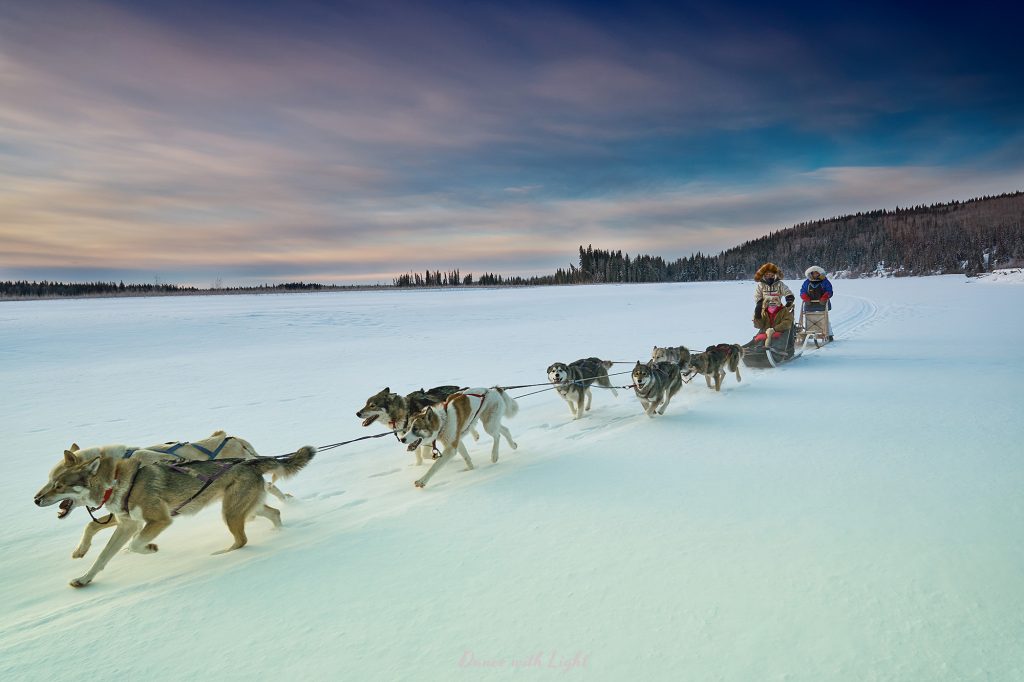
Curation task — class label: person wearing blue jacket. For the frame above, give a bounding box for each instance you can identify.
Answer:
[800,265,834,340]
[800,265,833,306]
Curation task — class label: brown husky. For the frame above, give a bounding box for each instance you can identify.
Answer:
[53,431,290,560]
[689,344,744,391]
[34,446,315,587]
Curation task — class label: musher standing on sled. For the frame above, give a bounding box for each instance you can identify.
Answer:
[800,265,834,341]
[753,262,795,347]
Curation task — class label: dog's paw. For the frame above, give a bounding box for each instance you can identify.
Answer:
[414,480,426,488]
[71,546,89,559]
[70,576,92,588]
[491,454,499,464]
[133,543,158,554]
[510,441,518,450]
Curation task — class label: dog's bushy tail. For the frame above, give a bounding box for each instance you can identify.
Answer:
[594,359,615,388]
[496,388,519,418]
[728,345,744,373]
[250,446,316,478]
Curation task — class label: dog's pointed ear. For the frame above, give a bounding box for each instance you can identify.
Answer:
[70,443,80,452]
[64,450,77,465]
[85,457,102,474]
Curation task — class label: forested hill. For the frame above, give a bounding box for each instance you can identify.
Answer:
[714,191,1024,279]
[577,192,1024,283]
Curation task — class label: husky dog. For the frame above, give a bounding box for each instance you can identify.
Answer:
[53,431,291,560]
[651,345,691,368]
[34,445,315,587]
[689,344,743,391]
[356,385,476,464]
[398,387,518,488]
[546,357,618,420]
[631,361,683,416]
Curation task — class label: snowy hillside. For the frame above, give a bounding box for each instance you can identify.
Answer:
[2,277,1022,680]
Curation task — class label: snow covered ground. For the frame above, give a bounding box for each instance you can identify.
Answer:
[2,276,1022,680]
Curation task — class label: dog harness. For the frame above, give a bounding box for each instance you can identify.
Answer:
[161,459,246,516]
[154,436,237,460]
[425,391,490,458]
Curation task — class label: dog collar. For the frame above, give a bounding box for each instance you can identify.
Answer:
[88,480,118,513]
[97,481,118,509]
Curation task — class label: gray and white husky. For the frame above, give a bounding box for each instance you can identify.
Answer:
[356,384,476,464]
[631,361,683,417]
[546,357,618,420]
[34,445,315,587]
[398,387,518,488]
[651,345,691,368]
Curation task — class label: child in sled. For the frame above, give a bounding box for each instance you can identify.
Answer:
[754,294,794,346]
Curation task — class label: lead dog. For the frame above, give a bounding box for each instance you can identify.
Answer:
[546,357,618,420]
[356,385,477,464]
[51,431,290,560]
[398,387,518,488]
[34,445,315,587]
[689,343,743,391]
[631,361,683,416]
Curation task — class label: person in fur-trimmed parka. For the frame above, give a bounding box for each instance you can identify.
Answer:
[752,263,795,346]
[753,263,794,315]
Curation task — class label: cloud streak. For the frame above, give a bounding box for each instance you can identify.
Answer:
[1,0,1022,284]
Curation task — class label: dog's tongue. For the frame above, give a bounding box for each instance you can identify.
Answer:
[361,415,378,427]
[57,499,73,519]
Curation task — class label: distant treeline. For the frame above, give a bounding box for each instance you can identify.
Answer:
[6,191,1023,299]
[394,191,1024,286]
[391,269,577,287]
[0,280,375,299]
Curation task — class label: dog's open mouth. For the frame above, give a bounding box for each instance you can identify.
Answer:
[361,414,379,427]
[405,439,422,452]
[57,499,74,519]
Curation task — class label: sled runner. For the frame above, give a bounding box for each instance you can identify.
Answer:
[795,300,832,348]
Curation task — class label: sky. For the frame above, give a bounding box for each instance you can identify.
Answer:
[2,0,1023,286]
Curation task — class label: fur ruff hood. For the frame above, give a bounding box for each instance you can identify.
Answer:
[754,262,783,282]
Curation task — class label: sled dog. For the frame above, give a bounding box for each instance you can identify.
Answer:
[631,361,683,416]
[651,345,691,368]
[356,385,477,464]
[48,431,291,560]
[689,343,743,391]
[398,387,518,488]
[34,445,315,587]
[546,357,618,420]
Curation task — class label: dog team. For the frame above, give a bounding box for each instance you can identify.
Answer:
[34,341,743,588]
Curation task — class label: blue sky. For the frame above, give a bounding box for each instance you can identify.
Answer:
[2,0,1022,285]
